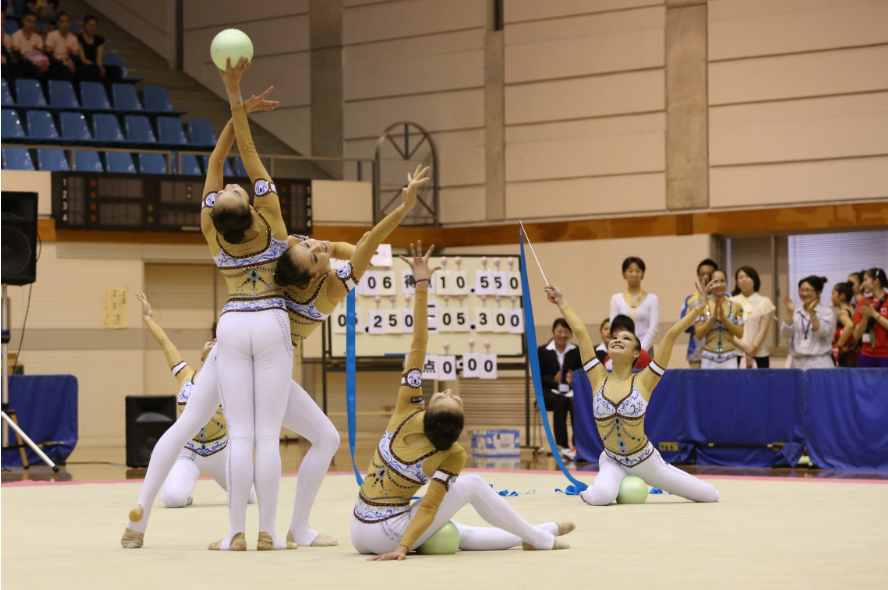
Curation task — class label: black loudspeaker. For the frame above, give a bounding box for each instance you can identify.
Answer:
[125,395,177,468]
[1,192,38,286]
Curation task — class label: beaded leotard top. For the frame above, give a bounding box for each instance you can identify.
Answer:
[354,289,467,550]
[698,300,743,361]
[594,373,654,467]
[174,364,227,457]
[200,105,288,314]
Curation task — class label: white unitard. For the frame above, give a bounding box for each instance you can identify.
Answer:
[350,473,558,554]
[161,448,227,508]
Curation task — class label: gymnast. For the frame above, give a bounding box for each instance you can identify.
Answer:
[545,280,720,505]
[134,292,256,508]
[353,243,574,561]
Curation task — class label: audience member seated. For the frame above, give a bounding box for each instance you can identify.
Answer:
[695,269,744,369]
[1,14,12,70]
[680,258,718,368]
[78,15,112,82]
[594,318,609,362]
[44,12,79,81]
[781,276,835,369]
[832,282,859,367]
[27,0,59,23]
[731,266,775,369]
[11,13,48,77]
[603,314,651,371]
[851,268,888,368]
[610,256,659,355]
[538,318,582,461]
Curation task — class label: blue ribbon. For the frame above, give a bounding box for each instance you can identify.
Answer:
[490,485,535,497]
[520,229,588,493]
[346,289,363,486]
[555,486,582,496]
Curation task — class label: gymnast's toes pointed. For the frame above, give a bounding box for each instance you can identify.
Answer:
[557,521,576,536]
[522,538,570,551]
[121,528,144,549]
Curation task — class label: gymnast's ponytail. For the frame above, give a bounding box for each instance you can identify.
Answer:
[423,407,464,451]
[213,201,252,244]
[866,268,887,291]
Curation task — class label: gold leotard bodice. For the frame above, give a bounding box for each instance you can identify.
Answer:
[698,299,743,361]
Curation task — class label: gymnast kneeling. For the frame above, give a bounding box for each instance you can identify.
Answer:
[545,280,720,506]
[353,243,574,561]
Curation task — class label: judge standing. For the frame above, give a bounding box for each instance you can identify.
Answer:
[538,319,582,461]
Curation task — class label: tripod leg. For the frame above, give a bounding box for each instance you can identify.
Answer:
[9,410,29,469]
[0,411,59,472]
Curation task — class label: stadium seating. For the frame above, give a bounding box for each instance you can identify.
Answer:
[124,115,157,144]
[93,114,130,144]
[103,53,142,84]
[74,150,104,172]
[26,110,67,144]
[144,85,186,116]
[37,149,70,171]
[112,83,143,112]
[2,147,35,170]
[1,109,27,141]
[48,81,81,110]
[1,79,14,106]
[15,79,48,108]
[179,154,202,176]
[59,112,96,145]
[136,152,167,174]
[232,157,248,177]
[81,82,113,111]
[105,151,136,173]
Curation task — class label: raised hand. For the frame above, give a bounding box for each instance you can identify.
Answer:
[783,295,795,316]
[134,292,153,321]
[804,297,820,314]
[401,165,430,210]
[544,285,566,309]
[244,86,278,114]
[399,241,440,283]
[693,279,716,314]
[859,300,877,318]
[218,56,251,88]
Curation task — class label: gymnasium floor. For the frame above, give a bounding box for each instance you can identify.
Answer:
[2,443,886,589]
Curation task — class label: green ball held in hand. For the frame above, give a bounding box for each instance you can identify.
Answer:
[415,521,460,555]
[616,476,648,504]
[210,29,254,70]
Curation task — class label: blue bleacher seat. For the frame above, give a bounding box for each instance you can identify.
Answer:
[105,151,136,173]
[81,82,112,110]
[48,81,80,109]
[137,152,167,174]
[14,79,48,107]
[144,85,175,113]
[187,118,216,146]
[157,117,187,146]
[179,154,202,176]
[37,149,70,171]
[202,155,234,177]
[73,150,104,172]
[2,147,35,170]
[102,53,142,83]
[112,83,142,111]
[26,110,63,143]
[60,112,95,144]
[93,114,128,144]
[1,109,26,140]
[3,18,18,36]
[232,157,248,177]
[1,79,14,106]
[125,115,156,143]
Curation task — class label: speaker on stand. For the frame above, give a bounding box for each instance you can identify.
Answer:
[125,396,177,468]
[1,192,58,471]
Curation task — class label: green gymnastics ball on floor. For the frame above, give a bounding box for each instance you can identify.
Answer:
[616,476,648,504]
[416,521,460,555]
[210,29,254,70]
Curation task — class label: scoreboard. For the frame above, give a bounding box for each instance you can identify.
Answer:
[51,172,312,235]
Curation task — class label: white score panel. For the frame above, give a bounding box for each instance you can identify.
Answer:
[462,353,480,378]
[474,308,493,332]
[361,271,379,296]
[438,307,454,332]
[475,270,494,295]
[436,271,454,295]
[452,271,469,295]
[377,271,397,296]
[332,307,363,334]
[367,309,386,334]
[402,270,415,295]
[492,309,510,333]
[480,354,498,380]
[384,309,401,333]
[493,271,508,296]
[507,272,522,295]
[438,355,457,381]
[508,309,525,334]
[401,308,414,333]
[452,308,470,332]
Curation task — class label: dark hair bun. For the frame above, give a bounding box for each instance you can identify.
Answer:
[222,229,246,243]
[423,408,464,451]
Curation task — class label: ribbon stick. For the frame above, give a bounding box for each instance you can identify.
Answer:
[518,221,548,286]
[519,227,588,493]
[346,289,363,486]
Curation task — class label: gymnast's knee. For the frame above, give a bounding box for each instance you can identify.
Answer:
[161,487,191,508]
[696,485,720,503]
[452,473,486,496]
[581,484,619,506]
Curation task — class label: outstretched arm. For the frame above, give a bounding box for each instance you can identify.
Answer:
[135,292,184,374]
[544,285,606,387]
[393,242,440,413]
[327,166,430,301]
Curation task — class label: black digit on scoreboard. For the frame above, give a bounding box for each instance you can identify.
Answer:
[484,359,494,372]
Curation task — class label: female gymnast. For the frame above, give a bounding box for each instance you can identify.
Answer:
[134,292,256,508]
[695,269,744,369]
[354,243,574,561]
[545,280,720,506]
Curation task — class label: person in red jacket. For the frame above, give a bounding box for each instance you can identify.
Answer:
[852,268,888,368]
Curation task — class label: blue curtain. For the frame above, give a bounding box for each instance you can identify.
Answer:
[1,375,78,466]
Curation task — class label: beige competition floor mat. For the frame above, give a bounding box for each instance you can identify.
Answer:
[2,470,886,590]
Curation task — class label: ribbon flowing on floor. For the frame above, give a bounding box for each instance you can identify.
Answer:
[519,228,588,493]
[346,289,364,486]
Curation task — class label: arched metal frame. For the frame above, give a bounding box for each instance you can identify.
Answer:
[374,122,439,226]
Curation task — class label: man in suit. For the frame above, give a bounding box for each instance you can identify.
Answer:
[538,318,583,460]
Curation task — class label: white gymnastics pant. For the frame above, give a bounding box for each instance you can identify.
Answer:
[701,357,738,369]
[790,354,833,369]
[127,345,338,547]
[216,308,294,548]
[581,449,719,506]
[160,449,227,508]
[350,474,557,554]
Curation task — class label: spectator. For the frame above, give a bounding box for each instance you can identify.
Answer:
[537,318,582,461]
[2,14,12,67]
[594,318,609,362]
[695,269,744,369]
[731,266,775,368]
[781,276,836,369]
[11,13,49,76]
[603,314,651,371]
[851,268,888,368]
[44,12,78,81]
[847,271,865,306]
[610,256,659,355]
[78,14,107,81]
[679,259,718,368]
[26,0,58,23]
[832,282,859,367]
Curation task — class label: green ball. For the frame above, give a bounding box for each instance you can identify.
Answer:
[416,521,460,555]
[210,29,254,70]
[616,476,648,504]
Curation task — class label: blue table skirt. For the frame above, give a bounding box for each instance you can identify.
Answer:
[2,375,78,466]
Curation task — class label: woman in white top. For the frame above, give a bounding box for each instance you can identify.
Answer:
[730,266,775,368]
[609,257,659,354]
[44,12,80,79]
[781,276,836,369]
